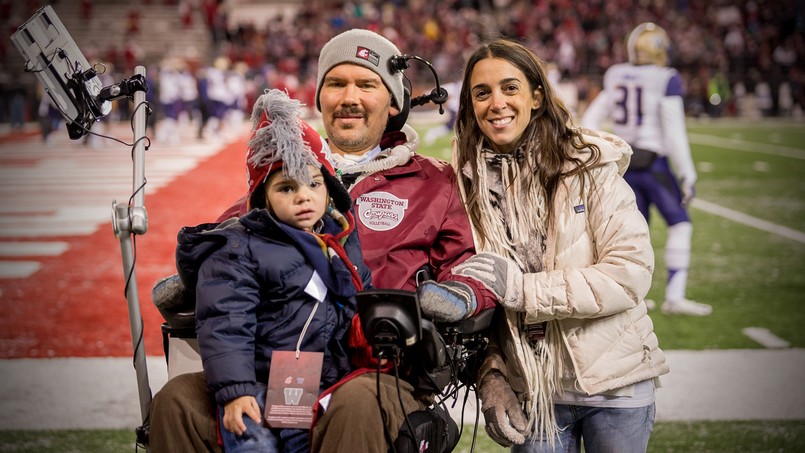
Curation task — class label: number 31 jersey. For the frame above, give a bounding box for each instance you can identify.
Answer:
[582,63,684,157]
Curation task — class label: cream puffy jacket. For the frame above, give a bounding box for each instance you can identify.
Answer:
[456,129,669,400]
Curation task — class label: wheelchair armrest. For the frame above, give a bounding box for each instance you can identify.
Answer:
[436,307,495,335]
[161,322,196,340]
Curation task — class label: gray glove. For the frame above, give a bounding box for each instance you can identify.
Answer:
[452,252,524,310]
[417,281,477,322]
[477,370,528,447]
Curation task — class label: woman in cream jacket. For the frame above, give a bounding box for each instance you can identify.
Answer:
[447,39,669,453]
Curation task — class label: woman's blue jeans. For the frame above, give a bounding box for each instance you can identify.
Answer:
[512,403,655,453]
[218,386,309,453]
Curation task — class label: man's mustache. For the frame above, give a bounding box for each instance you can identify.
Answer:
[333,107,367,119]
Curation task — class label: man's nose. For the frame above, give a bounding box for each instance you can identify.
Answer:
[340,83,360,104]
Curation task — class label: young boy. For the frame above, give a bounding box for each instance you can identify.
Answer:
[175,89,372,453]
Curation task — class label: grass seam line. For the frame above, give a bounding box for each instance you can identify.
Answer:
[691,197,805,244]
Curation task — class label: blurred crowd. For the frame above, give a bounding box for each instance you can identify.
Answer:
[1,0,802,141]
[207,0,803,119]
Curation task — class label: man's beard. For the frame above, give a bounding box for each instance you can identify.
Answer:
[330,127,374,152]
[329,107,377,152]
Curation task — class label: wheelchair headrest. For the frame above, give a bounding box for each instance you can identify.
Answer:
[152,273,196,330]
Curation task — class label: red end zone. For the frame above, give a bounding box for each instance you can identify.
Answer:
[0,136,249,358]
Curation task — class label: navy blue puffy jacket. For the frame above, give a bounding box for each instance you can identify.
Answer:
[176,209,372,406]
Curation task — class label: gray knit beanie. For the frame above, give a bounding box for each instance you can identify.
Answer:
[315,29,404,111]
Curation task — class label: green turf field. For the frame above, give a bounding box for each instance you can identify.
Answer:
[2,117,803,451]
[651,120,805,350]
[1,419,804,452]
[454,420,805,452]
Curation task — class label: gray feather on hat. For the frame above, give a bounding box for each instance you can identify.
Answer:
[247,89,318,186]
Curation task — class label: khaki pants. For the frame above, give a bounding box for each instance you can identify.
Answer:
[148,371,222,453]
[311,372,426,453]
[149,370,425,453]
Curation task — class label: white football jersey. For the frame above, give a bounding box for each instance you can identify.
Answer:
[582,63,682,155]
[581,62,696,184]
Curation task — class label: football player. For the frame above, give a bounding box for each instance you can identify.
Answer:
[582,22,712,316]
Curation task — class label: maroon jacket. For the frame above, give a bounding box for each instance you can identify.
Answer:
[349,152,492,300]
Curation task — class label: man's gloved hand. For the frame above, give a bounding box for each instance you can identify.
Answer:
[477,370,529,447]
[417,281,477,322]
[451,252,524,310]
[681,181,696,207]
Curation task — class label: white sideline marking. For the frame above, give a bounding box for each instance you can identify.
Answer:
[743,327,791,349]
[0,241,69,256]
[689,133,805,160]
[0,126,232,250]
[691,198,805,244]
[3,350,805,429]
[0,261,41,278]
[0,224,99,238]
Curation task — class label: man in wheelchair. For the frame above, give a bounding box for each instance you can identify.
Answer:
[149,29,499,453]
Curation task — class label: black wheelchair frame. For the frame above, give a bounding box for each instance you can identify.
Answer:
[357,288,496,453]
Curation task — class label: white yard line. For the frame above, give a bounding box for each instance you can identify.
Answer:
[691,198,805,244]
[0,261,41,278]
[693,198,801,350]
[743,327,791,349]
[688,133,805,160]
[0,241,68,256]
[688,133,803,349]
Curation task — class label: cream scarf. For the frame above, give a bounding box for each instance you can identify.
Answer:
[460,142,564,443]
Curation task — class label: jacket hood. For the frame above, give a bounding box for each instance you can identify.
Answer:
[575,128,633,175]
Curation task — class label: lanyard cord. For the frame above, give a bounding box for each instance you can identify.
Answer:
[296,300,320,359]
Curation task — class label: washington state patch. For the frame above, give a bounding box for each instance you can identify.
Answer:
[356,191,408,231]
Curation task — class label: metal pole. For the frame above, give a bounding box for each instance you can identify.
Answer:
[111,64,151,445]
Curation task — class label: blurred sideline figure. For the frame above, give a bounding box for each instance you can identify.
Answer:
[224,61,248,135]
[156,57,186,145]
[581,22,712,316]
[546,62,579,118]
[203,56,233,140]
[178,62,199,132]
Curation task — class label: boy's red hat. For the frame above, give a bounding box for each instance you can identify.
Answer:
[246,89,351,212]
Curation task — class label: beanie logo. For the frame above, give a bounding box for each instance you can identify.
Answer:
[356,47,380,67]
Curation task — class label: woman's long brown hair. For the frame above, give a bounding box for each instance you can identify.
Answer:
[454,38,601,244]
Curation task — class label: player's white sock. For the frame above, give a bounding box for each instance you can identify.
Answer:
[665,221,692,302]
[662,221,711,315]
